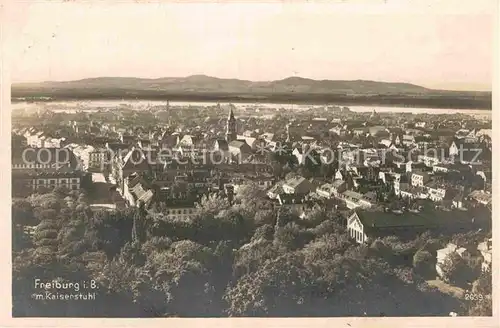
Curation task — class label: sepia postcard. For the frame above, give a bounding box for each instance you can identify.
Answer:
[1,0,498,326]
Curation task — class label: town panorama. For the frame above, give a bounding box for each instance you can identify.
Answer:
[11,96,492,317]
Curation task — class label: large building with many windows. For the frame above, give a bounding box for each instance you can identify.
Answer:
[11,147,83,196]
[12,170,84,196]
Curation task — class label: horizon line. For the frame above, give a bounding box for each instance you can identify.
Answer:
[11,74,492,93]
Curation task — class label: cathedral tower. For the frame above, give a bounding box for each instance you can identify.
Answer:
[226,107,237,142]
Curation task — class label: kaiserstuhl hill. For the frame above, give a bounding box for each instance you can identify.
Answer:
[12,75,492,109]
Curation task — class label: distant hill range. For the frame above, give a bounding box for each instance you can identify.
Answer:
[11,75,492,109]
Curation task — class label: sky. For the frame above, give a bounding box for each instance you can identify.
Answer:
[5,0,497,91]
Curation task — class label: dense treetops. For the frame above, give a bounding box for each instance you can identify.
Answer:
[12,184,491,317]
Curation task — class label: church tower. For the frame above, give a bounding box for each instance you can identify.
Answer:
[226,107,237,142]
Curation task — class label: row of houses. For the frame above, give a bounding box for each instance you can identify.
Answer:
[436,238,492,277]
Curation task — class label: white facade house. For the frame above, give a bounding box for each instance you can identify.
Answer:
[468,190,492,205]
[411,172,430,187]
[316,180,346,199]
[282,176,313,195]
[436,243,483,279]
[347,212,367,244]
[477,239,492,272]
[89,149,108,170]
[418,154,441,167]
[433,164,450,173]
[425,183,447,202]
[164,206,198,221]
[341,190,374,210]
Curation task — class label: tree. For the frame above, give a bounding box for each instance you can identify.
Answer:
[33,210,60,256]
[233,238,280,279]
[273,222,312,251]
[300,204,330,228]
[29,192,63,211]
[308,219,344,238]
[91,208,134,260]
[215,208,255,245]
[53,186,69,197]
[467,296,492,316]
[275,207,297,229]
[413,249,435,279]
[12,199,36,227]
[197,193,230,217]
[254,209,277,227]
[302,233,352,266]
[370,239,393,258]
[440,252,475,287]
[145,240,220,316]
[132,203,147,243]
[224,253,312,316]
[472,270,492,295]
[119,241,146,266]
[12,200,37,252]
[251,224,274,242]
[233,183,272,217]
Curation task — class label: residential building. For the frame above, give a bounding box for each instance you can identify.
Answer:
[477,239,492,272]
[12,147,79,171]
[352,127,368,136]
[122,174,155,208]
[12,170,84,196]
[402,134,416,146]
[340,190,374,209]
[436,243,484,279]
[89,148,108,171]
[163,199,199,221]
[468,190,492,206]
[411,171,430,187]
[424,181,447,202]
[329,126,346,136]
[399,183,427,199]
[276,193,308,215]
[347,210,434,244]
[228,140,252,161]
[282,176,313,195]
[316,180,346,199]
[267,181,285,199]
[418,154,441,167]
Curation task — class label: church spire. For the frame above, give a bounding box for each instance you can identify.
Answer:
[226,106,237,142]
